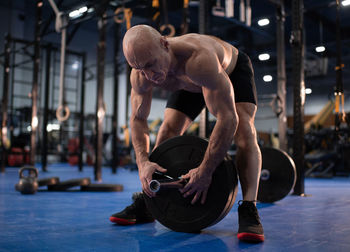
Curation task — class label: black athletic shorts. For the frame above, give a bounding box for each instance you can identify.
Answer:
[166,51,258,121]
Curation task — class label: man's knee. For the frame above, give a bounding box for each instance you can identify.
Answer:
[234,121,258,149]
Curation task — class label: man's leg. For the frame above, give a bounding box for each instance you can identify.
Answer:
[154,108,193,148]
[234,103,261,202]
[234,102,264,243]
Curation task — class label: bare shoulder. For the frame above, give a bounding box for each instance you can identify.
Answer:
[185,50,221,88]
[130,68,153,94]
[181,33,235,50]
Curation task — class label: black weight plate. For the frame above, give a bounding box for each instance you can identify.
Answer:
[38,177,60,187]
[81,184,124,192]
[47,178,91,191]
[258,147,297,203]
[144,135,238,233]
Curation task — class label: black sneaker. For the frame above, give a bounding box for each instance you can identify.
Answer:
[109,192,155,225]
[237,200,264,243]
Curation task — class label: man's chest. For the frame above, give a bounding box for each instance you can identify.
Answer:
[161,74,202,93]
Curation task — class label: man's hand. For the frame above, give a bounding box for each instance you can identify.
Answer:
[179,168,212,205]
[139,161,167,198]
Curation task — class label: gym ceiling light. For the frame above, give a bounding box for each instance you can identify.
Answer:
[259,53,270,61]
[315,46,326,53]
[305,88,312,95]
[69,6,88,19]
[263,75,273,82]
[258,18,270,26]
[342,0,350,6]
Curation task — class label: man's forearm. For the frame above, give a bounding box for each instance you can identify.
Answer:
[199,118,237,175]
[130,117,150,168]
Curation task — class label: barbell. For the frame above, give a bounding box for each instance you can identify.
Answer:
[144,135,296,232]
[144,135,238,233]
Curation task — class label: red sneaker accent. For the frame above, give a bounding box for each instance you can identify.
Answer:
[237,232,265,243]
[109,217,136,225]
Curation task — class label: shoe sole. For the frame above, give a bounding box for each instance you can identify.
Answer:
[237,232,265,243]
[109,216,136,225]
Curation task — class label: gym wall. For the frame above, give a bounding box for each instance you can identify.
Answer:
[0,1,348,135]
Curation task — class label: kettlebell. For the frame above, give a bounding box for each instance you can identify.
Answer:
[15,166,39,194]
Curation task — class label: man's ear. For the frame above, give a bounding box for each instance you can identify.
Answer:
[160,36,169,50]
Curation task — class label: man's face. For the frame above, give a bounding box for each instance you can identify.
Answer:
[126,40,170,85]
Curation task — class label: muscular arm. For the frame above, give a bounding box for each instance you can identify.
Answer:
[129,69,153,166]
[181,51,238,204]
[129,69,167,196]
[130,88,152,167]
[201,85,238,174]
[190,52,238,175]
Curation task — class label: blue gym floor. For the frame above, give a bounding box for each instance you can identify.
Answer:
[1,164,350,252]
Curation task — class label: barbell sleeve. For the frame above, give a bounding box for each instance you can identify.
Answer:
[149,176,188,193]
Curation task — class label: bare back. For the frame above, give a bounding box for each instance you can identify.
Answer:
[130,33,239,94]
[179,33,238,74]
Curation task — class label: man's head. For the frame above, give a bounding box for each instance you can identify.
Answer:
[123,25,171,84]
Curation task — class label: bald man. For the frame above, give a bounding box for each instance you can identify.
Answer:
[110,25,264,243]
